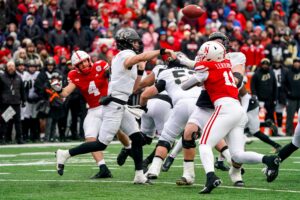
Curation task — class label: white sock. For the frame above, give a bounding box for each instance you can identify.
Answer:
[135,170,144,177]
[199,144,214,173]
[147,157,163,176]
[125,144,132,149]
[183,161,195,179]
[170,138,183,158]
[217,153,225,162]
[233,151,263,164]
[98,159,106,166]
[222,149,232,165]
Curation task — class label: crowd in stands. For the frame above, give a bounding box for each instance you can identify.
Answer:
[0,0,300,144]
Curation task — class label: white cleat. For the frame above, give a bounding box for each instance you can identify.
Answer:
[56,149,70,176]
[176,175,195,185]
[229,166,245,187]
[133,174,153,185]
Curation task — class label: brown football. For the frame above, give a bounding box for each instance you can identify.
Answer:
[182,5,204,19]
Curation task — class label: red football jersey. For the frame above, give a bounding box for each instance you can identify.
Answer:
[68,60,109,108]
[195,59,238,103]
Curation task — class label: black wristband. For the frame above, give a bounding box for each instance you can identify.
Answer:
[137,69,144,76]
[160,48,166,55]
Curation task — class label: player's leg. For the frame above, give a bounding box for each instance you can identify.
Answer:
[120,108,151,184]
[278,108,300,162]
[248,108,281,151]
[162,137,182,172]
[214,140,231,171]
[199,104,243,194]
[116,130,132,166]
[147,100,192,179]
[56,103,124,176]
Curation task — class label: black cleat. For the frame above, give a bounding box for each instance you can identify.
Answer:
[214,158,230,171]
[91,165,113,179]
[233,180,245,187]
[263,155,281,182]
[162,156,174,172]
[57,164,64,176]
[199,174,222,194]
[117,147,131,166]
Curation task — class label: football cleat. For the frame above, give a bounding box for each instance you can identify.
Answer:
[117,147,131,166]
[146,173,158,180]
[162,156,174,172]
[214,157,230,171]
[55,149,70,176]
[199,175,222,194]
[229,166,244,187]
[90,165,113,179]
[263,155,281,182]
[134,175,153,185]
[176,177,194,186]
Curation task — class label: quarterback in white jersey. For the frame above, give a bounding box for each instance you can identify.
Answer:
[140,59,200,180]
[55,28,175,184]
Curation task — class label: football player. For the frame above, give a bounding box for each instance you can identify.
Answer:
[178,41,281,194]
[55,28,174,184]
[51,50,131,178]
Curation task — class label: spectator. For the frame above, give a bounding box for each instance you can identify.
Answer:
[0,61,25,144]
[26,42,41,61]
[0,0,7,32]
[20,3,43,30]
[260,0,273,22]
[241,0,257,21]
[48,20,69,53]
[41,0,64,29]
[159,0,177,20]
[3,35,18,54]
[68,20,91,52]
[272,59,288,135]
[16,0,31,24]
[283,58,300,136]
[23,59,40,142]
[142,24,159,52]
[181,31,201,60]
[88,19,103,43]
[147,2,161,29]
[59,0,77,31]
[264,33,289,64]
[20,15,42,44]
[79,0,97,28]
[251,58,277,123]
[266,11,285,32]
[281,28,298,67]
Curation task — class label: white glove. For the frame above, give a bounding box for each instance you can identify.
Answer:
[51,80,62,92]
[176,52,196,68]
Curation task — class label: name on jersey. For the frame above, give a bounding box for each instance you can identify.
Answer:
[215,63,231,69]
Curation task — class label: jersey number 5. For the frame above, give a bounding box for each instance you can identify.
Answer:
[88,81,100,96]
[223,71,236,87]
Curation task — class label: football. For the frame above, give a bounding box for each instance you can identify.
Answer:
[182,5,204,19]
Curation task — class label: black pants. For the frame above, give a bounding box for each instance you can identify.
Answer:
[0,104,23,143]
[67,98,81,139]
[264,100,276,122]
[286,99,300,136]
[22,118,40,142]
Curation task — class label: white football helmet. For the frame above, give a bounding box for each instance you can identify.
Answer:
[196,41,226,62]
[71,50,91,66]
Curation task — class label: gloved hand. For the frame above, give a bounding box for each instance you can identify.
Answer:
[51,79,62,93]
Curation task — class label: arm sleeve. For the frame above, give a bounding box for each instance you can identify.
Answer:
[154,79,166,93]
[181,71,208,90]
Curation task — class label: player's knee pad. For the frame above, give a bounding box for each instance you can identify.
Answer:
[231,159,242,168]
[182,136,196,149]
[129,132,144,146]
[141,132,153,145]
[157,140,171,151]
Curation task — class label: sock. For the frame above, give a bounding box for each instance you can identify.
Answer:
[125,144,132,149]
[220,146,232,165]
[276,112,283,127]
[217,154,225,162]
[98,160,106,166]
[129,133,144,171]
[183,160,195,179]
[278,142,298,162]
[169,138,183,158]
[199,144,214,173]
[148,156,163,176]
[69,140,107,156]
[254,131,281,148]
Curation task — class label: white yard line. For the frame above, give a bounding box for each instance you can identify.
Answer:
[0,179,299,194]
[0,173,11,175]
[0,137,292,148]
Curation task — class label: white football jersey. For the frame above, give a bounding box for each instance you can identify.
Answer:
[152,65,167,79]
[157,67,200,105]
[108,50,137,102]
[226,52,246,69]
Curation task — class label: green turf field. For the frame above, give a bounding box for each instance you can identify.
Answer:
[0,139,300,200]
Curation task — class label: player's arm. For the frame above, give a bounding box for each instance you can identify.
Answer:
[134,72,156,93]
[133,62,146,93]
[124,49,174,69]
[140,79,165,106]
[181,71,208,90]
[51,80,76,98]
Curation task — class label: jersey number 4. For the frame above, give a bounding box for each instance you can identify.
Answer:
[88,81,100,96]
[223,71,237,87]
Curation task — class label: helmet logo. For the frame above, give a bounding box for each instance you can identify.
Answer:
[96,66,102,72]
